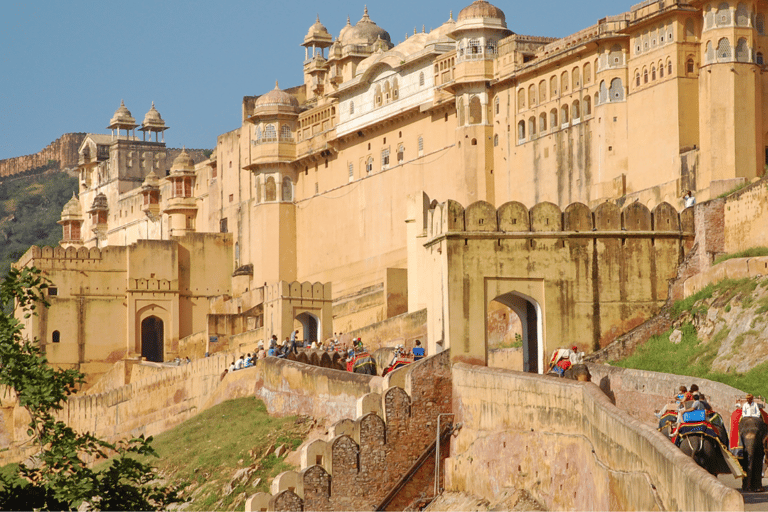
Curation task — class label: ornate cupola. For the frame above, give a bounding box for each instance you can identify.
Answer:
[87,192,109,241]
[302,15,333,61]
[107,100,138,139]
[163,149,198,236]
[139,102,169,143]
[140,169,161,221]
[58,193,84,248]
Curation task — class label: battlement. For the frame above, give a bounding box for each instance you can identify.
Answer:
[264,281,332,302]
[425,199,694,241]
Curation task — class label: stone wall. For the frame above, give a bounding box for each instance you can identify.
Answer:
[0,133,85,177]
[723,177,768,254]
[246,351,453,512]
[446,364,742,511]
[345,308,428,354]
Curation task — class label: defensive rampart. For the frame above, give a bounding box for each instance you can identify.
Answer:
[0,133,85,177]
[446,364,742,511]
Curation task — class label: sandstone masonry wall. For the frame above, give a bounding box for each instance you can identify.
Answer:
[0,133,85,177]
[447,364,742,511]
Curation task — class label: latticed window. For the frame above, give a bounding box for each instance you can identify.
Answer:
[736,3,749,26]
[517,121,525,140]
[610,78,624,101]
[469,39,481,54]
[758,14,765,34]
[718,38,732,61]
[255,125,262,141]
[705,7,714,29]
[418,136,424,155]
[644,68,649,83]
[599,81,608,104]
[706,41,715,63]
[282,177,292,202]
[609,44,623,66]
[736,38,750,62]
[659,62,664,78]
[265,124,276,140]
[652,66,657,81]
[281,124,291,139]
[381,148,390,169]
[419,72,425,86]
[717,3,731,26]
[636,72,641,87]
[348,162,354,181]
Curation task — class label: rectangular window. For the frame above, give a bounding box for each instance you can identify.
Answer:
[348,162,354,181]
[382,148,390,170]
[229,194,234,203]
[220,218,228,233]
[418,137,424,156]
[48,287,58,296]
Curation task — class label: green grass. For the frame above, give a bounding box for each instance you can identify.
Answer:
[495,333,523,349]
[717,182,749,199]
[613,322,768,399]
[127,397,308,511]
[713,246,768,266]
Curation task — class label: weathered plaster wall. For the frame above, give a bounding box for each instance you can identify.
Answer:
[447,364,742,511]
[345,308,428,353]
[723,176,768,254]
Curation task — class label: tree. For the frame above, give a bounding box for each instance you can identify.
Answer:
[0,266,180,510]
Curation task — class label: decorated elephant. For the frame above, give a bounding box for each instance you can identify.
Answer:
[739,416,767,492]
[351,351,377,375]
[677,433,731,475]
[563,363,591,382]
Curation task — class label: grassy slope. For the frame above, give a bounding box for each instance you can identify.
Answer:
[613,278,768,398]
[139,397,309,511]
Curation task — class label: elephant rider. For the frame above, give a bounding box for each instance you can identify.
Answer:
[548,346,580,376]
[678,392,707,424]
[743,394,762,418]
[656,385,692,419]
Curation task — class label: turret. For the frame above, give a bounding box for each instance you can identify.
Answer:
[163,149,198,236]
[58,193,84,248]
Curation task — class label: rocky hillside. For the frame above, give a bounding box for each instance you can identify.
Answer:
[609,276,768,399]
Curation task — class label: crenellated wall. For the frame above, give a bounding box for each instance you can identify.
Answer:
[245,351,453,512]
[407,194,694,369]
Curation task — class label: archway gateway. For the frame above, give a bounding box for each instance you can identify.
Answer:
[489,292,542,373]
[141,316,164,362]
[296,312,319,344]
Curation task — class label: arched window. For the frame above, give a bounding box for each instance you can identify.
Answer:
[659,60,664,78]
[265,176,276,201]
[635,71,641,87]
[52,330,60,343]
[706,41,715,63]
[265,124,276,140]
[717,37,732,61]
[572,100,580,120]
[651,66,657,81]
[469,96,482,124]
[610,78,625,101]
[561,70,569,91]
[687,57,695,73]
[550,108,558,128]
[572,67,581,89]
[584,95,592,116]
[528,117,536,138]
[366,157,374,173]
[736,3,749,26]
[668,60,673,75]
[419,72,425,86]
[281,124,291,140]
[758,52,764,65]
[594,91,599,108]
[686,18,696,39]
[375,84,382,106]
[457,97,465,125]
[705,5,714,29]
[717,2,731,26]
[517,120,526,140]
[644,68,649,83]
[350,101,355,115]
[493,134,499,147]
[392,77,399,99]
[736,38,750,62]
[494,96,500,115]
[528,85,536,106]
[584,62,592,84]
[539,80,547,102]
[383,82,391,103]
[609,44,623,66]
[599,80,608,104]
[560,104,569,124]
[539,112,547,132]
[550,75,558,96]
[757,13,765,34]
[517,89,525,110]
[282,176,292,201]
[397,144,404,164]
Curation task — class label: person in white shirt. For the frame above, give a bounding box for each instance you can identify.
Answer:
[743,394,761,417]
[683,190,696,209]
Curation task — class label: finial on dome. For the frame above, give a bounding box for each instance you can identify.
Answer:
[450,10,454,20]
[316,14,320,22]
[422,25,425,33]
[275,80,279,89]
[347,15,351,25]
[414,27,417,35]
[364,5,368,16]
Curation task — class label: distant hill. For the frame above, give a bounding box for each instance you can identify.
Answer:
[0,164,78,279]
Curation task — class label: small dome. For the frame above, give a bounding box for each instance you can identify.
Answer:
[254,82,300,109]
[61,193,81,217]
[142,169,160,188]
[339,15,352,41]
[90,192,108,211]
[171,148,195,172]
[341,7,391,46]
[306,15,330,39]
[141,102,166,130]
[457,0,506,23]
[108,100,137,128]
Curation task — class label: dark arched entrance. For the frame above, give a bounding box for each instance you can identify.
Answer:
[296,312,319,344]
[491,292,541,373]
[141,316,164,362]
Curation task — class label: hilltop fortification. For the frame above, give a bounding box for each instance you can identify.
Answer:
[0,133,86,177]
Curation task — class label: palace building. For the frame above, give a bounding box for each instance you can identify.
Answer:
[17,0,767,382]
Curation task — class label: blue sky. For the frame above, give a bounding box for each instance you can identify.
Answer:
[0,0,624,160]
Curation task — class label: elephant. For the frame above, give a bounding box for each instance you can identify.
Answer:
[658,413,677,439]
[351,352,377,375]
[678,433,731,476]
[739,416,767,491]
[563,363,591,382]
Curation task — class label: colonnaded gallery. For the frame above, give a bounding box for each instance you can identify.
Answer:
[17,0,768,384]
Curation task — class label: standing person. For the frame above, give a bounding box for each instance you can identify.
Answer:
[683,190,696,208]
[289,331,299,355]
[412,340,425,361]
